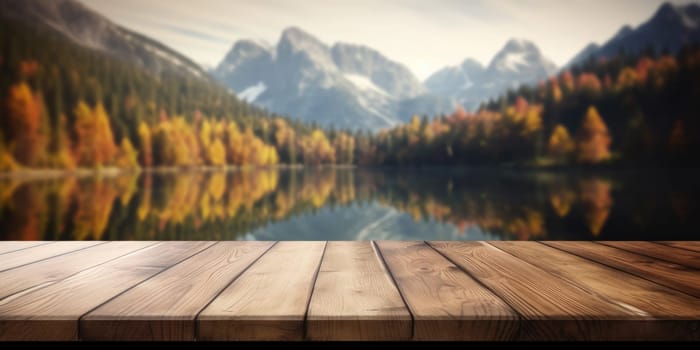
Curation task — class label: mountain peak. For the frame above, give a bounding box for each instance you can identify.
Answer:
[1,0,206,78]
[276,26,335,73]
[331,42,424,98]
[568,1,700,67]
[489,39,553,75]
[650,2,700,28]
[503,38,538,53]
[460,58,484,70]
[217,39,272,75]
[614,25,634,40]
[654,2,678,18]
[280,26,323,46]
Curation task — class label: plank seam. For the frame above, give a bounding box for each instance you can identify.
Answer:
[372,240,415,340]
[76,241,219,340]
[302,241,328,341]
[425,241,524,337]
[0,241,160,302]
[654,241,700,254]
[597,242,700,270]
[0,241,109,273]
[542,241,700,300]
[192,241,279,341]
[0,242,52,256]
[487,241,664,319]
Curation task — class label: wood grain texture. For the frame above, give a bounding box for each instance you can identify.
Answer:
[81,241,273,341]
[0,240,698,341]
[306,241,412,340]
[491,241,700,340]
[0,241,213,340]
[599,242,700,269]
[545,241,700,298]
[0,241,104,272]
[0,242,49,255]
[658,241,700,253]
[0,241,156,301]
[198,242,325,340]
[429,241,644,340]
[375,241,518,340]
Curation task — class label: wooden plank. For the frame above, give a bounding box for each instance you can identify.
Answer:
[306,241,412,340]
[375,241,518,340]
[0,241,156,301]
[198,242,325,341]
[545,241,700,298]
[0,241,104,272]
[429,241,643,340]
[657,241,700,253]
[0,241,213,341]
[491,241,700,340]
[599,241,700,269]
[81,241,274,341]
[0,242,49,255]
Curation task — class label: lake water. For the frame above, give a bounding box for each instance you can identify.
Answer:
[0,167,697,241]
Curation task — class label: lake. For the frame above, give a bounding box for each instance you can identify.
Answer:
[0,167,697,241]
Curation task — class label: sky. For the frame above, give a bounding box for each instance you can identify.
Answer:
[80,0,699,80]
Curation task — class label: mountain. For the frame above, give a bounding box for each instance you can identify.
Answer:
[214,27,455,130]
[425,39,557,110]
[568,2,700,67]
[0,0,208,79]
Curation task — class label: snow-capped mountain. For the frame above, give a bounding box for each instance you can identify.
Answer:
[425,39,557,110]
[0,0,208,80]
[568,2,700,67]
[214,27,455,130]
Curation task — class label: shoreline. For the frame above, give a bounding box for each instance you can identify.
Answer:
[0,163,359,180]
[2,162,698,181]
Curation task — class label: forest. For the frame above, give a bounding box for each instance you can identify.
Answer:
[2,16,700,170]
[362,46,700,167]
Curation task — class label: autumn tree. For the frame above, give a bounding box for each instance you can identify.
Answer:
[114,138,139,169]
[137,121,153,167]
[616,67,639,90]
[547,124,575,161]
[73,101,117,167]
[576,106,611,164]
[4,82,44,165]
[333,132,355,164]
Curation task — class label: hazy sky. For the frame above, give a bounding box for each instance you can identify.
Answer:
[80,0,698,80]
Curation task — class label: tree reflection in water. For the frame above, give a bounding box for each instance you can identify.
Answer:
[0,168,696,241]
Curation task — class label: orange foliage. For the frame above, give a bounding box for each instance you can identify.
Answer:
[576,73,602,93]
[579,179,613,236]
[561,70,575,92]
[20,60,39,77]
[5,82,44,166]
[576,106,611,164]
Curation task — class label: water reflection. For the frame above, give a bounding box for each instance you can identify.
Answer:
[0,168,696,240]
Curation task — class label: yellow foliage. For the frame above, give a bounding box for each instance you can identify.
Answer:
[547,124,575,160]
[207,138,226,166]
[616,67,638,90]
[576,106,611,164]
[114,138,140,169]
[73,102,117,167]
[137,121,152,167]
[579,179,613,236]
[0,147,20,172]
